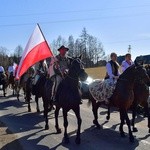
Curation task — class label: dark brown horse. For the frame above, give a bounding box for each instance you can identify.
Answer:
[131,67,150,132]
[44,56,88,144]
[88,64,150,142]
[106,64,150,133]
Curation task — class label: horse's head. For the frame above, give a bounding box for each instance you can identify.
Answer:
[145,65,150,78]
[68,55,88,81]
[135,64,150,84]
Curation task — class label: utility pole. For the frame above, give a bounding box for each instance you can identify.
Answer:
[128,45,131,54]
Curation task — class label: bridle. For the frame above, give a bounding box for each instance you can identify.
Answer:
[67,58,85,81]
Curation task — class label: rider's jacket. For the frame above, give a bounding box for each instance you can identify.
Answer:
[105,60,120,79]
[121,60,134,72]
[54,54,70,76]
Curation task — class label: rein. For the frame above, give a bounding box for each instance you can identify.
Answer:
[67,74,79,81]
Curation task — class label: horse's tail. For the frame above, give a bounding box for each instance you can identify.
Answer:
[87,92,93,107]
[87,99,92,107]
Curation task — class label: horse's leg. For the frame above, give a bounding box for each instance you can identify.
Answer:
[3,84,6,97]
[119,110,126,137]
[123,109,134,142]
[73,105,82,144]
[23,87,26,101]
[16,86,20,101]
[55,106,61,133]
[106,104,110,121]
[43,98,49,130]
[26,89,31,112]
[144,104,150,133]
[35,95,40,113]
[91,99,102,129]
[131,104,138,132]
[62,109,69,144]
[12,84,15,95]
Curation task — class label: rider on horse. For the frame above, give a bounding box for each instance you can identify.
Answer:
[33,60,48,85]
[105,52,120,82]
[121,53,134,72]
[49,45,70,101]
[89,52,120,103]
[0,65,6,79]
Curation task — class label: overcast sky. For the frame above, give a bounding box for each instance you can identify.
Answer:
[0,0,150,60]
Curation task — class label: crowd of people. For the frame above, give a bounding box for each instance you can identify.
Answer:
[0,45,136,100]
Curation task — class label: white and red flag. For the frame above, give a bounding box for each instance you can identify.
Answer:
[16,24,53,79]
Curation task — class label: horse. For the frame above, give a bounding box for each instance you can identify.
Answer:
[0,72,7,97]
[26,72,47,112]
[44,56,88,144]
[106,64,150,133]
[8,72,17,95]
[88,64,150,142]
[16,72,30,101]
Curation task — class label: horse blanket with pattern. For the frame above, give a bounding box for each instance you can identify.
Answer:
[89,79,116,103]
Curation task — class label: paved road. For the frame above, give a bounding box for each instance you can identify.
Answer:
[0,89,150,150]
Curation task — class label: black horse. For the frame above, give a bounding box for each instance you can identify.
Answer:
[88,64,150,142]
[0,72,7,97]
[8,72,16,95]
[44,56,88,144]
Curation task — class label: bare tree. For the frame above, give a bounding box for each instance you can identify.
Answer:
[14,45,23,64]
[67,35,75,56]
[0,46,9,69]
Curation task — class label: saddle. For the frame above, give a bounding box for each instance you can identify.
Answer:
[89,79,116,103]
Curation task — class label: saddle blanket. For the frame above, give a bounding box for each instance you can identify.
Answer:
[89,79,116,103]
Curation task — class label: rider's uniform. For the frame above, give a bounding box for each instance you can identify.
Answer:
[49,54,70,99]
[8,65,15,77]
[33,60,48,85]
[105,60,120,83]
[121,60,134,72]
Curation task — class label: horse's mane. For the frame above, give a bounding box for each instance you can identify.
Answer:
[119,64,135,78]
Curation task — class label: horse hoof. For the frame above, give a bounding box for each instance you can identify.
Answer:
[28,109,31,112]
[93,120,102,129]
[37,109,40,113]
[63,137,70,144]
[45,125,49,130]
[132,127,138,132]
[56,128,62,134]
[129,137,134,143]
[106,116,110,121]
[48,106,54,112]
[75,138,81,145]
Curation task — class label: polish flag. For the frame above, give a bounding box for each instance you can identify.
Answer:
[16,24,53,79]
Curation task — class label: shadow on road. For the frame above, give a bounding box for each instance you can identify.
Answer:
[50,125,139,150]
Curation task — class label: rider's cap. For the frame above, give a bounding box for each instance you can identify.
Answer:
[58,45,69,51]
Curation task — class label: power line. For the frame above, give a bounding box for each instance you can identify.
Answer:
[0,4,150,18]
[0,11,150,28]
[104,38,150,45]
